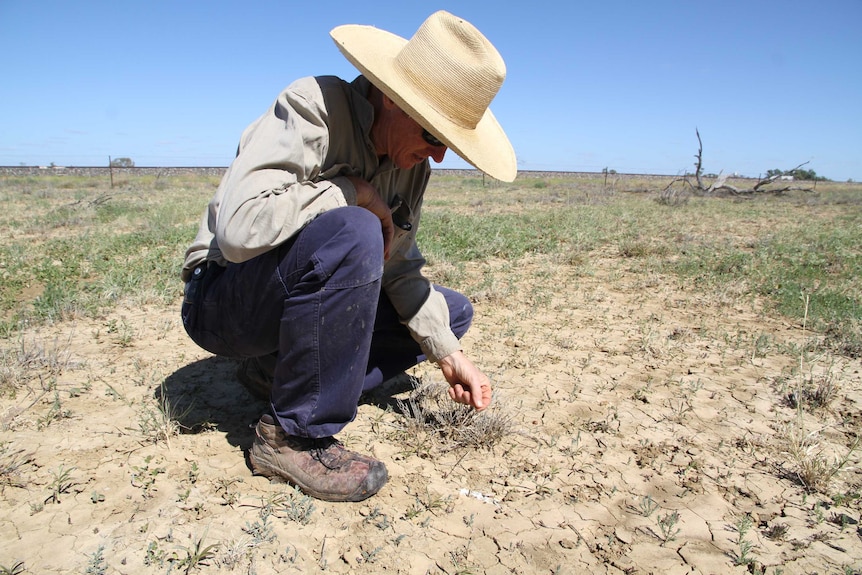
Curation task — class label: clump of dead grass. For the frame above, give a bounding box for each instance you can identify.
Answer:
[395,380,516,453]
[0,442,34,491]
[0,335,74,396]
[784,371,840,412]
[781,295,860,493]
[783,423,859,493]
[138,383,192,447]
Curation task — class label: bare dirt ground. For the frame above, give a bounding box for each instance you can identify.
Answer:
[1,195,861,574]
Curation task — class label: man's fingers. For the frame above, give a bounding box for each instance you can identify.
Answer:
[448,386,458,402]
[448,384,467,404]
[448,383,487,411]
[472,385,486,410]
[439,351,492,411]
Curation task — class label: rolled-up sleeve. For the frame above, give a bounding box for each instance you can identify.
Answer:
[382,200,461,362]
[406,286,462,361]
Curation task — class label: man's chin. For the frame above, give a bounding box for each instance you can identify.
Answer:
[396,156,423,170]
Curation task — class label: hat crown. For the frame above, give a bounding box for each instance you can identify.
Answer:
[394,11,505,130]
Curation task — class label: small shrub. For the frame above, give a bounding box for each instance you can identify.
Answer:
[733,514,757,566]
[84,545,107,575]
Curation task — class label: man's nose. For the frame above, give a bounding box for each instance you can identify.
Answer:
[430,147,447,163]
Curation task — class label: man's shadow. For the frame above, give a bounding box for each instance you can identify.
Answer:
[159,356,266,450]
[359,372,419,412]
[158,357,418,451]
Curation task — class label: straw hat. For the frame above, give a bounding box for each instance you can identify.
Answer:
[331,10,517,182]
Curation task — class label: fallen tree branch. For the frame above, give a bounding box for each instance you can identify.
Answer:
[675,131,817,197]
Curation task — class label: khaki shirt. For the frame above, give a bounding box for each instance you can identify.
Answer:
[182,75,460,362]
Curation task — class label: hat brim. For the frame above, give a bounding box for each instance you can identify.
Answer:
[331,24,517,182]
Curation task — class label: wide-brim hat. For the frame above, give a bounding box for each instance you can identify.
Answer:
[331,10,517,182]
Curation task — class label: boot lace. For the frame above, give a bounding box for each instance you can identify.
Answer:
[308,438,349,470]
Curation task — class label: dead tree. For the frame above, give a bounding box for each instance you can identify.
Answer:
[660,129,817,203]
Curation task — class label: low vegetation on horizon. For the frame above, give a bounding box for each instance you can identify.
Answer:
[0,171,859,347]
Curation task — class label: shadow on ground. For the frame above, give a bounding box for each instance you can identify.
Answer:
[359,371,419,413]
[159,355,266,450]
[158,358,419,450]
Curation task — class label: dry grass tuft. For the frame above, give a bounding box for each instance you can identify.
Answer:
[138,383,192,447]
[778,295,860,493]
[396,380,517,452]
[0,442,34,491]
[0,335,75,395]
[785,371,840,412]
[783,424,859,493]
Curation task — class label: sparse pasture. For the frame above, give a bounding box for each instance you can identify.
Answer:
[1,169,860,574]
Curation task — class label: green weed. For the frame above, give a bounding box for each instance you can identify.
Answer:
[732,514,757,566]
[45,464,76,504]
[130,456,165,498]
[171,529,219,574]
[279,485,316,525]
[638,495,660,517]
[0,562,25,575]
[656,510,681,545]
[84,545,107,575]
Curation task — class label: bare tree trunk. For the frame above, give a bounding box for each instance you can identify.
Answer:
[694,128,705,191]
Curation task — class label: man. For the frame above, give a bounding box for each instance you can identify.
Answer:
[180,10,516,502]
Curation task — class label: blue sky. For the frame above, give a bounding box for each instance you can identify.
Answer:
[2,1,860,180]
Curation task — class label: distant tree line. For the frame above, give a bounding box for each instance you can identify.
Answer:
[765,167,829,181]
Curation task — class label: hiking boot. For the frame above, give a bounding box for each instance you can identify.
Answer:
[249,414,388,502]
[236,358,273,401]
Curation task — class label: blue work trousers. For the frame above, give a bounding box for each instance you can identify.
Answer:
[181,207,473,438]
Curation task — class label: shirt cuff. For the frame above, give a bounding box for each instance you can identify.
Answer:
[405,287,462,362]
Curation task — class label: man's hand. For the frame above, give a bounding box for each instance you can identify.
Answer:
[348,177,394,260]
[437,350,492,411]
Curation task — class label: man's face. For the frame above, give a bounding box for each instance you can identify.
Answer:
[374,96,447,169]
